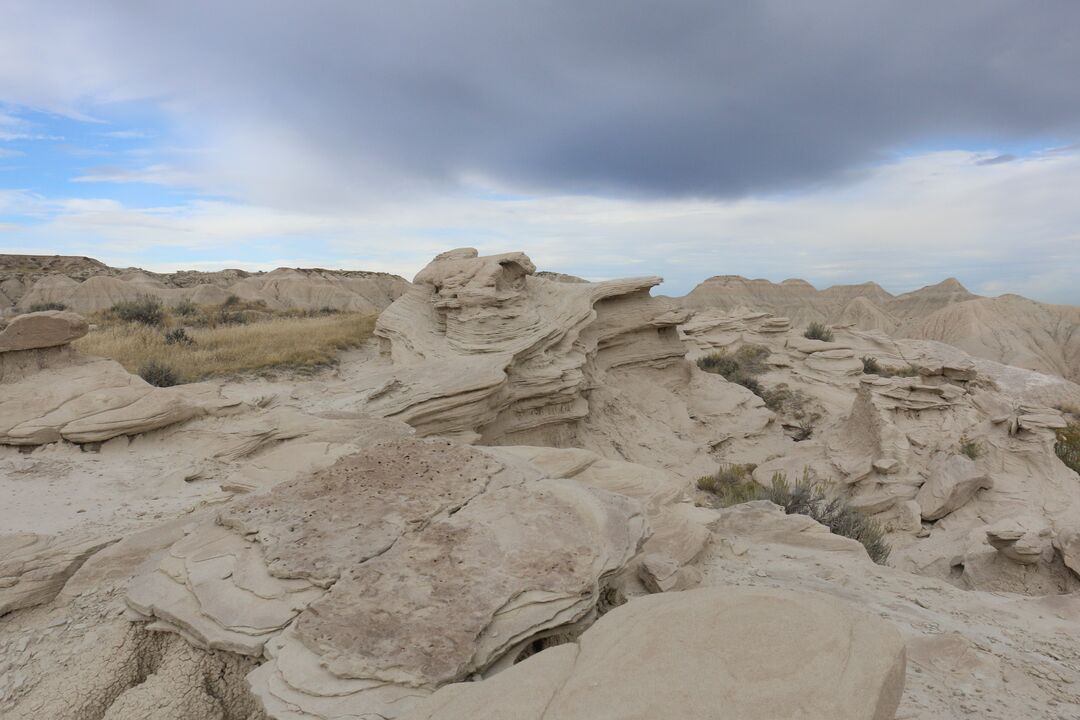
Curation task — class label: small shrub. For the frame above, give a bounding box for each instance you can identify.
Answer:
[164,328,194,346]
[29,301,67,312]
[959,434,983,460]
[223,294,242,308]
[803,322,834,342]
[761,383,811,417]
[790,417,817,441]
[1056,423,1080,474]
[697,345,771,398]
[698,467,891,564]
[173,299,199,317]
[111,296,165,326]
[139,360,179,387]
[860,356,919,378]
[697,463,758,500]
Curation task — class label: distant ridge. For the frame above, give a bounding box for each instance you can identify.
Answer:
[1,254,411,316]
[681,274,1080,383]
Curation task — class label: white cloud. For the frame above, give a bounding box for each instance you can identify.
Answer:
[72,163,200,186]
[4,148,1080,303]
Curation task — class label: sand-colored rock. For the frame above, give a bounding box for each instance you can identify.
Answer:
[0,352,225,445]
[0,533,116,616]
[5,248,1080,720]
[915,453,992,521]
[403,587,906,720]
[0,311,88,351]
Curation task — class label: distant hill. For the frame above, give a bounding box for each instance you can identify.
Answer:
[0,254,411,316]
[681,275,1080,383]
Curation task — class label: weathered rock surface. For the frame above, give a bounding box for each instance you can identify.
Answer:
[915,453,992,521]
[0,352,227,445]
[126,435,651,718]
[366,248,689,445]
[0,533,116,616]
[404,587,906,720]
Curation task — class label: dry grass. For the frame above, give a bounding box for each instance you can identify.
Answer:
[74,313,376,382]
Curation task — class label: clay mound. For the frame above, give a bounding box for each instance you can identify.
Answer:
[901,294,1080,382]
[837,295,899,332]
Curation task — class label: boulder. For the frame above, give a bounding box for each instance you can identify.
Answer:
[0,310,88,352]
[401,587,906,720]
[915,453,992,521]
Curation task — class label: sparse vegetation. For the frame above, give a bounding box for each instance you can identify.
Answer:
[959,434,983,460]
[29,301,67,312]
[760,382,809,416]
[696,463,758,500]
[803,322,834,342]
[223,293,242,307]
[1055,423,1080,474]
[139,360,179,387]
[75,313,376,382]
[164,328,194,346]
[697,344,770,395]
[1055,403,1080,418]
[109,296,165,326]
[697,466,891,564]
[173,299,199,317]
[860,356,919,378]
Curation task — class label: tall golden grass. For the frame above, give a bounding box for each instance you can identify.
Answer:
[74,313,376,381]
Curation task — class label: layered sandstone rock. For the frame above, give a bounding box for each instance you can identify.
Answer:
[0,533,117,616]
[366,248,689,445]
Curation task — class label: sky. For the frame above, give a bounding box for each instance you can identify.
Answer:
[2,1,1079,301]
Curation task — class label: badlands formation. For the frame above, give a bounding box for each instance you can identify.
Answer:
[683,274,1080,383]
[1,248,1080,719]
[0,254,410,316]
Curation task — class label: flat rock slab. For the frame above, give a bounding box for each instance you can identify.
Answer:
[402,587,906,720]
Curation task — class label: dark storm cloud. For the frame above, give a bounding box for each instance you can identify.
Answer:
[6,1,1080,200]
